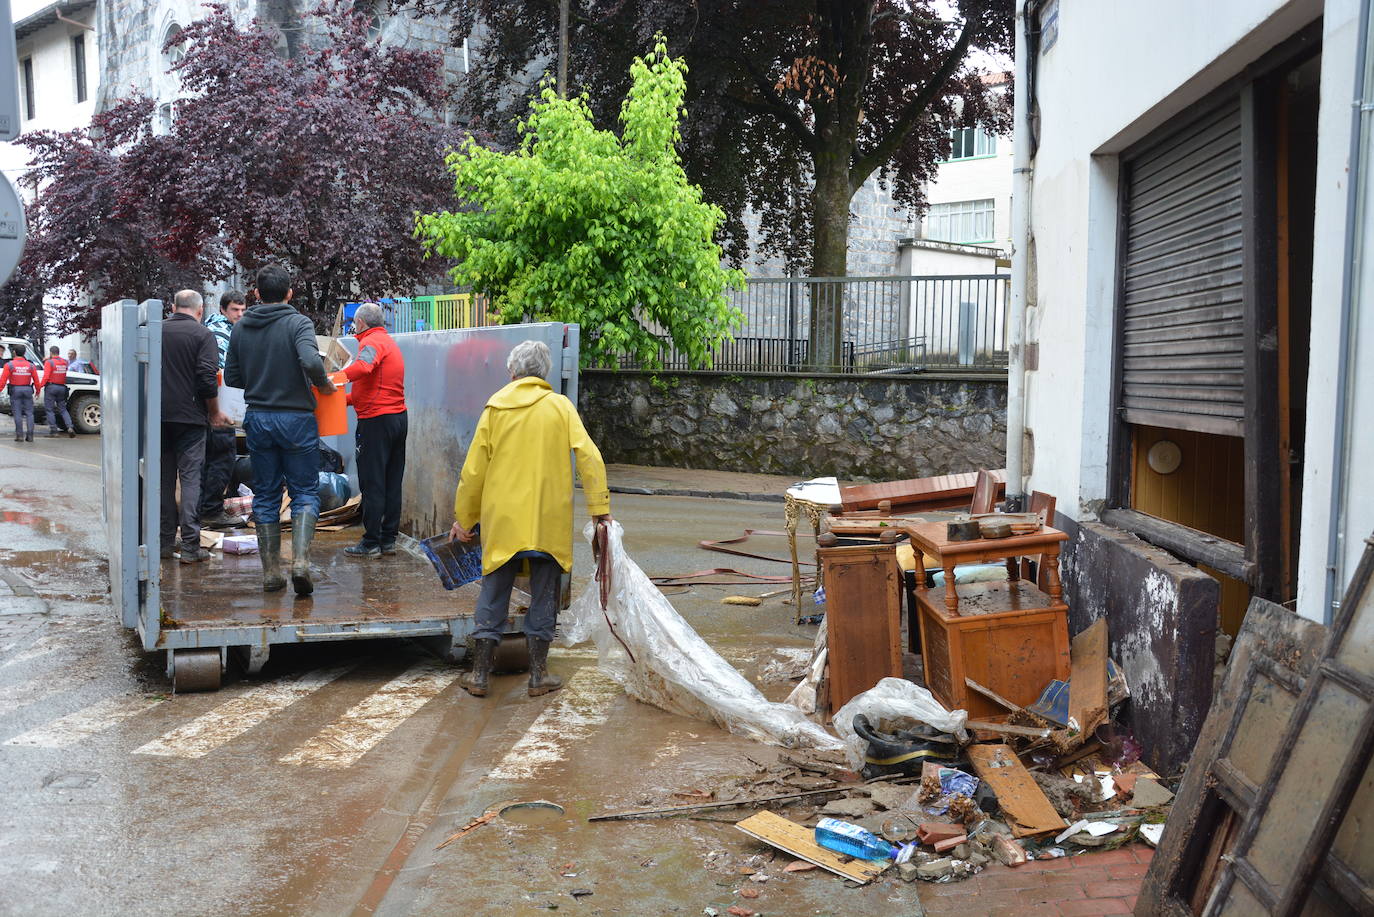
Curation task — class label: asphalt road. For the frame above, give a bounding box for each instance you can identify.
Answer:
[0,433,934,917]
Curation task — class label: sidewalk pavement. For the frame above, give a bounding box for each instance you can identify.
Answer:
[921,845,1151,916]
[604,463,816,502]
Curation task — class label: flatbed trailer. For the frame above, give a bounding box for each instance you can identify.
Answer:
[100,299,578,691]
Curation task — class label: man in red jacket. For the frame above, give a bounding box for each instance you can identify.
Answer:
[0,343,38,442]
[38,346,75,437]
[343,302,408,557]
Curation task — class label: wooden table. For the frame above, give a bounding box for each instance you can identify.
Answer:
[902,521,1071,717]
[902,521,1068,615]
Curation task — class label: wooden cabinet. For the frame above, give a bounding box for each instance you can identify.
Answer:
[822,544,903,713]
[915,581,1070,719]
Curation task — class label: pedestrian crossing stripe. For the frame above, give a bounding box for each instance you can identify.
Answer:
[5,693,166,748]
[134,665,354,759]
[485,667,620,782]
[278,663,461,769]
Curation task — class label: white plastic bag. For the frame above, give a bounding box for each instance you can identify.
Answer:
[831,677,968,770]
[560,521,842,751]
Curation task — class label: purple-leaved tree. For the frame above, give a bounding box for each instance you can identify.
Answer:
[0,2,470,334]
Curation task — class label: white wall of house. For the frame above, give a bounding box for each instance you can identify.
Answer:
[1021,0,1374,623]
[0,1,98,355]
[921,128,1014,250]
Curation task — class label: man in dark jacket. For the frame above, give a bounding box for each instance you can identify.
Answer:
[224,264,336,595]
[342,302,408,557]
[199,289,247,526]
[161,290,230,563]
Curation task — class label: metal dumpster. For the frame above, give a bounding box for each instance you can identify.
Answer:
[100,298,581,691]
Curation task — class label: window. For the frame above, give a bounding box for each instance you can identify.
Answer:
[72,35,87,104]
[21,57,34,120]
[925,199,995,244]
[947,127,996,160]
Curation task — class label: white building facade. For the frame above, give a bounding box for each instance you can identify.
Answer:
[1013,0,1372,780]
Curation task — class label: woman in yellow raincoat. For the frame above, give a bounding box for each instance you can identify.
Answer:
[450,340,612,697]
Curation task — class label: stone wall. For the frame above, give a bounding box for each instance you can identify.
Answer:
[578,370,1006,481]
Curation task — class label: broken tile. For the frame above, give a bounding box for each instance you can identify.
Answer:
[821,796,876,818]
[783,860,816,873]
[917,857,954,880]
[933,833,968,853]
[1131,778,1175,808]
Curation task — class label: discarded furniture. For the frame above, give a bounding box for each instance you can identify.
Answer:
[838,469,1007,514]
[1019,490,1059,588]
[903,520,1068,614]
[903,520,1071,718]
[970,467,999,514]
[784,477,841,620]
[820,540,903,712]
[1139,534,1374,916]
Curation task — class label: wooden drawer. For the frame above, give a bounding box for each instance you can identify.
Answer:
[822,544,902,713]
[916,581,1070,719]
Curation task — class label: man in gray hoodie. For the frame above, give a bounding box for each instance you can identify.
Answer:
[224,264,336,596]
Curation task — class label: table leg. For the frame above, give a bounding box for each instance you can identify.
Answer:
[943,562,959,614]
[1005,556,1020,583]
[785,497,802,619]
[1044,545,1063,604]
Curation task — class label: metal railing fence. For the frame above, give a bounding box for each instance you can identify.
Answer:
[338,294,496,335]
[616,274,1010,374]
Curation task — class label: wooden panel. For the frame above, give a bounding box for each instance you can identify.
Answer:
[967,743,1066,837]
[1120,98,1247,432]
[1130,424,1246,544]
[822,545,901,712]
[734,811,888,883]
[838,469,1006,513]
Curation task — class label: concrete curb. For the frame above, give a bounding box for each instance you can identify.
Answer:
[606,485,785,503]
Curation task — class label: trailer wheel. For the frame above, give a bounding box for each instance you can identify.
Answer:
[170,649,222,693]
[493,634,530,673]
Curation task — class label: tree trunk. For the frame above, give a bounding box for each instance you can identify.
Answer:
[808,153,851,370]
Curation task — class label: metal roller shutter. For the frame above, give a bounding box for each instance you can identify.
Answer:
[1120,99,1245,436]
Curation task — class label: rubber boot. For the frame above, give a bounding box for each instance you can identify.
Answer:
[526,635,563,697]
[461,638,496,697]
[257,523,287,592]
[291,512,318,597]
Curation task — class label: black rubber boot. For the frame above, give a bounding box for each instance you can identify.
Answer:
[291,513,318,596]
[526,636,563,697]
[462,638,496,697]
[257,523,287,592]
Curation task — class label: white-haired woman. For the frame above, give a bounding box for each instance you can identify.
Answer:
[451,340,612,697]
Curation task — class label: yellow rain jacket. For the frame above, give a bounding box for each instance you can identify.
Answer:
[454,376,610,574]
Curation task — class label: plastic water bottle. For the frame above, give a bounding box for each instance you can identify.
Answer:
[814,817,898,860]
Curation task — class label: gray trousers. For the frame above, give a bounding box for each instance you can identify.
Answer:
[160,421,207,550]
[10,386,33,438]
[44,383,72,433]
[473,554,562,643]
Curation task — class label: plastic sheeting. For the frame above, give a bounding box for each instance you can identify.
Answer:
[559,521,843,751]
[832,677,968,770]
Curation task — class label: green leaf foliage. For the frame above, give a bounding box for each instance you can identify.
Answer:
[416,41,744,369]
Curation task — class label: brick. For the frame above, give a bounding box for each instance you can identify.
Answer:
[1084,880,1146,899]
[1021,857,1078,872]
[1056,899,1133,916]
[1043,867,1110,886]
[1072,849,1138,867]
[1134,846,1156,863]
[1105,862,1150,880]
[923,880,979,898]
[977,871,1048,891]
[1028,884,1088,902]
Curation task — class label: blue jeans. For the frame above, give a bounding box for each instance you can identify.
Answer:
[243,410,319,525]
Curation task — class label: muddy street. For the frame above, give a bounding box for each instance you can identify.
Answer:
[0,436,940,917]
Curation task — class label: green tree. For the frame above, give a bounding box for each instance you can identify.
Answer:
[415,41,744,369]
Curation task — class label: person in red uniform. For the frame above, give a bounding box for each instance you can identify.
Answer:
[0,343,39,442]
[38,346,76,437]
[343,302,408,557]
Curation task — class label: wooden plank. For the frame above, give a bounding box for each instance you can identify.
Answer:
[965,720,1052,739]
[966,678,1023,713]
[587,786,848,822]
[967,743,1067,838]
[1100,508,1255,584]
[839,470,1006,513]
[734,811,887,884]
[1068,619,1110,738]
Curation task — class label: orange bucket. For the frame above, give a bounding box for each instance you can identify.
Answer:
[314,372,349,437]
